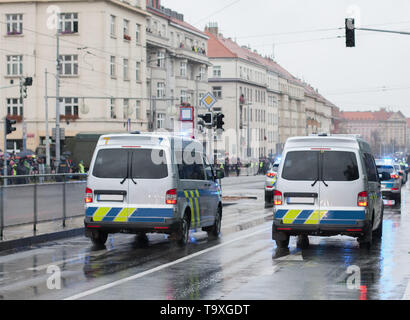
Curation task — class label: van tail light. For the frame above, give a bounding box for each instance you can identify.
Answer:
[166,189,177,205]
[357,191,368,207]
[85,188,93,204]
[273,190,283,206]
[266,172,276,178]
[391,174,399,179]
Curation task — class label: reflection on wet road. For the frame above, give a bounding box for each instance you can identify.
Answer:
[0,176,409,300]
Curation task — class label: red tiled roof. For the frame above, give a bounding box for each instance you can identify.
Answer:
[407,118,410,127]
[341,109,395,121]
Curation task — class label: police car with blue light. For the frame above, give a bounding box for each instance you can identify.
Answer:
[272,134,390,250]
[84,133,224,247]
[375,158,402,206]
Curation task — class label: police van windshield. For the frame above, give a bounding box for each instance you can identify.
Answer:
[92,148,168,179]
[282,150,359,181]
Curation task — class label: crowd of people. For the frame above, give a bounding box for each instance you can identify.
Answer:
[0,153,86,185]
[216,157,274,177]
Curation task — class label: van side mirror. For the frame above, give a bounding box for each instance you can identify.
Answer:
[216,169,225,179]
[379,172,390,181]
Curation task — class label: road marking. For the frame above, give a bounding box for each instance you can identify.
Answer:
[64,225,271,300]
[402,279,410,300]
[275,251,303,261]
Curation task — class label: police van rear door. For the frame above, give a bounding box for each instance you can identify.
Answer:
[127,147,174,224]
[317,149,365,226]
[276,150,321,226]
[87,147,130,223]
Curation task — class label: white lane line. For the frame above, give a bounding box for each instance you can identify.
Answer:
[402,279,410,300]
[64,225,271,300]
[275,251,303,261]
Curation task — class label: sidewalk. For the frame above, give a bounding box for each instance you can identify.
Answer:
[0,216,84,252]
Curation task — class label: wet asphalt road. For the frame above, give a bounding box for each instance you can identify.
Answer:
[0,175,409,300]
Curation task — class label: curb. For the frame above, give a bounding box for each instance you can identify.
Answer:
[0,228,85,253]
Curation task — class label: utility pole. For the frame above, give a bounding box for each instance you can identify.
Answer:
[55,14,61,169]
[45,69,50,170]
[19,77,27,152]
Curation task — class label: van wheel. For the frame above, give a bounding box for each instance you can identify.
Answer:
[276,236,289,249]
[91,230,108,246]
[207,206,222,238]
[359,223,373,250]
[373,209,383,240]
[177,213,190,247]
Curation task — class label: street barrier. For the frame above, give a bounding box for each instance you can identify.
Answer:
[0,173,87,240]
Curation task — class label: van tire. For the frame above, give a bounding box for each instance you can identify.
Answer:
[373,209,383,240]
[276,236,290,249]
[297,235,309,249]
[91,230,108,246]
[207,206,222,238]
[359,223,373,250]
[177,213,191,247]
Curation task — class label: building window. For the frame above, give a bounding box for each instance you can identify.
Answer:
[135,100,141,119]
[123,19,130,40]
[109,98,116,119]
[6,55,23,76]
[6,14,23,35]
[110,15,116,37]
[59,55,78,76]
[180,90,188,104]
[7,98,23,116]
[157,51,165,68]
[123,99,130,119]
[199,66,206,81]
[180,61,187,76]
[157,113,165,129]
[59,13,78,34]
[157,82,165,98]
[212,86,222,99]
[110,56,116,77]
[123,58,129,80]
[213,66,221,78]
[64,98,79,116]
[136,61,140,81]
[135,23,141,43]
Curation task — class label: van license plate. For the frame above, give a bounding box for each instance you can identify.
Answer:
[287,197,314,205]
[98,194,124,202]
[383,199,395,206]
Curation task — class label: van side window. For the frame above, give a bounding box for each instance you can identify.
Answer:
[363,153,378,182]
[204,157,214,181]
[177,152,206,181]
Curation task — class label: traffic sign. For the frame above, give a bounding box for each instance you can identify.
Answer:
[201,92,217,109]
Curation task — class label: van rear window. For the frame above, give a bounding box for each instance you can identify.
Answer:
[282,151,319,181]
[376,165,394,174]
[93,149,168,179]
[322,151,359,181]
[282,150,359,181]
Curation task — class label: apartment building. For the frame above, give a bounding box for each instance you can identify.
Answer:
[145,0,210,132]
[341,108,407,155]
[0,0,149,152]
[205,25,280,159]
[304,84,332,135]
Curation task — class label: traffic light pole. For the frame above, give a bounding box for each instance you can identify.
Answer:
[19,77,27,152]
[3,118,7,186]
[55,14,61,169]
[356,27,410,36]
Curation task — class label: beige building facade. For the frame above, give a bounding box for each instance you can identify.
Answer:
[0,0,149,152]
[145,0,210,132]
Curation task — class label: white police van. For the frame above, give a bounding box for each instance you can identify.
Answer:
[84,133,223,246]
[272,135,388,250]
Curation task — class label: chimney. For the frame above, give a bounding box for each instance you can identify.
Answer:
[206,22,219,37]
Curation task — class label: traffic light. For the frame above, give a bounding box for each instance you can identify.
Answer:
[23,77,33,86]
[6,118,17,135]
[198,113,213,126]
[216,113,225,130]
[345,18,355,47]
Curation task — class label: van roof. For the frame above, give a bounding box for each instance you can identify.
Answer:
[96,133,202,149]
[284,135,371,152]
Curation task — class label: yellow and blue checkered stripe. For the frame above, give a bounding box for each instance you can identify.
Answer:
[275,209,365,225]
[180,189,201,228]
[86,207,173,223]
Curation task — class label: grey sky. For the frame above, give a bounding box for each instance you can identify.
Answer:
[162,0,410,117]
